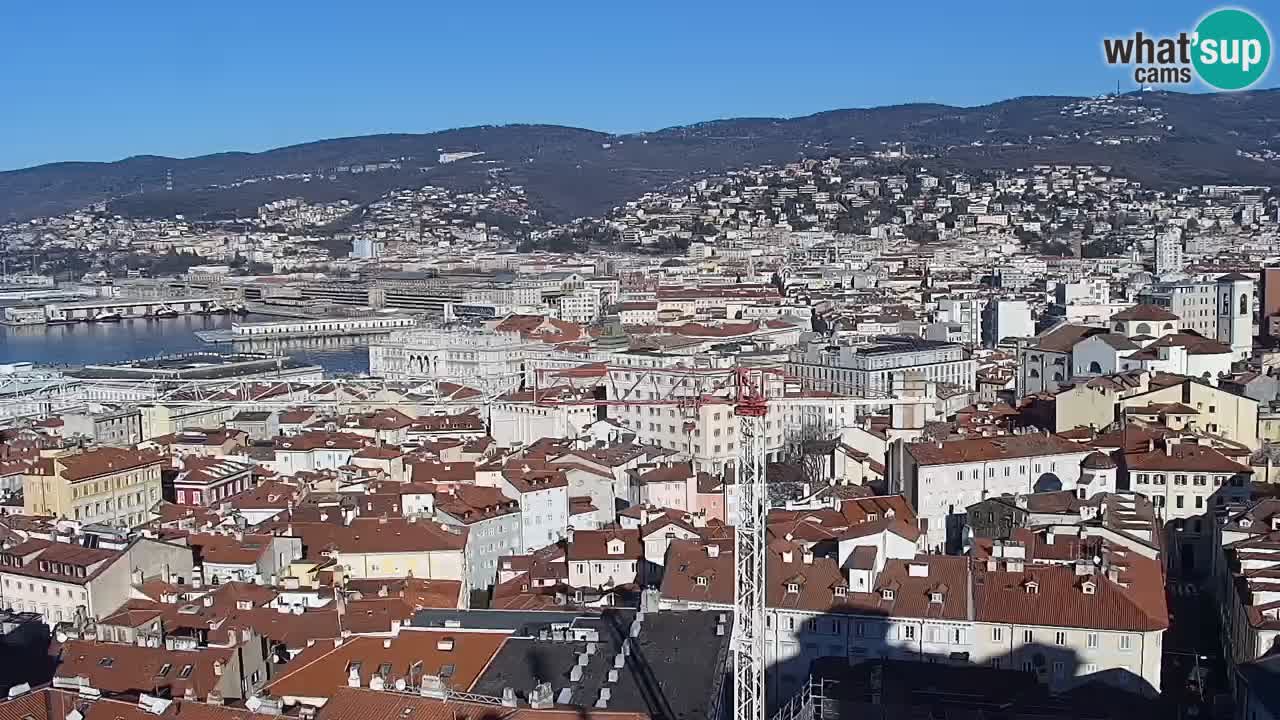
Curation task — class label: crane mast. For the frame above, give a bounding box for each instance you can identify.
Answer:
[733,368,768,720]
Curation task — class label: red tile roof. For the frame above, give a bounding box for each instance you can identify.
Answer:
[908,433,1086,465]
[265,631,508,700]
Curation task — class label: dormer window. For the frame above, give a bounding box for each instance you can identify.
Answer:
[929,592,944,603]
[696,576,708,587]
[881,588,895,601]
[1025,581,1039,595]
[1241,518,1254,528]
[834,586,847,598]
[1082,581,1097,595]
[866,514,878,522]
[786,583,800,594]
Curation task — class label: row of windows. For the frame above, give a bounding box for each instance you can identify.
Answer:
[1,577,87,597]
[770,614,1140,653]
[1135,473,1238,487]
[73,473,154,498]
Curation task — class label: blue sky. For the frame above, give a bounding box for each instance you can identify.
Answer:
[0,0,1274,170]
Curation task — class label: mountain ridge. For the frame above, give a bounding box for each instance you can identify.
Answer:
[4,90,1280,224]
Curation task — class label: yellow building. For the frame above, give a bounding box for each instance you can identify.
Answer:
[1121,380,1259,449]
[24,447,165,527]
[1055,372,1260,449]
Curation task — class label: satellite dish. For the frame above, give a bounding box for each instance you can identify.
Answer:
[394,678,407,691]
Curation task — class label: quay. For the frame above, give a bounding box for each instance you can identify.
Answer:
[195,315,417,343]
[1,296,225,325]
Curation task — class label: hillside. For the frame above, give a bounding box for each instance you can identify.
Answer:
[3,90,1280,224]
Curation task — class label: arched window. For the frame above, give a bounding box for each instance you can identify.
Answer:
[1163,323,1174,331]
[1241,293,1249,316]
[1135,323,1152,335]
[1088,361,1102,374]
[1029,369,1040,378]
[1114,323,1124,332]
[1034,473,1063,493]
[1053,372,1063,381]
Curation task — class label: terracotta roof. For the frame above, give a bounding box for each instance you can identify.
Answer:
[632,462,693,485]
[38,448,165,482]
[434,485,520,525]
[908,433,1086,466]
[223,480,304,510]
[190,531,274,566]
[341,578,463,610]
[175,456,254,487]
[839,495,916,526]
[266,631,508,700]
[1111,303,1179,322]
[1030,324,1106,352]
[409,461,476,484]
[973,557,1167,632]
[1145,332,1233,355]
[566,529,642,561]
[410,414,486,433]
[0,688,279,720]
[1126,443,1251,473]
[0,539,122,585]
[316,686,647,720]
[271,517,468,560]
[1088,333,1139,351]
[276,431,370,452]
[56,640,234,698]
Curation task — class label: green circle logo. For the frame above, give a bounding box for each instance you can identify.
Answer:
[1192,8,1272,90]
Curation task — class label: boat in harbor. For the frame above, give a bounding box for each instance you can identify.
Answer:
[230,303,249,316]
[198,302,230,316]
[152,305,180,318]
[89,310,123,323]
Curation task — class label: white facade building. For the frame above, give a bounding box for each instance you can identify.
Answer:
[899,434,1093,551]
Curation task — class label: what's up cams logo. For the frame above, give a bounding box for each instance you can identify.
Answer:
[1103,8,1272,90]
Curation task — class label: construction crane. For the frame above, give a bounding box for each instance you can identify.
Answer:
[732,367,769,720]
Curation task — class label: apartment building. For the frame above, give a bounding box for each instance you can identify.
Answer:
[1143,280,1218,336]
[489,389,598,449]
[1215,500,1280,678]
[565,528,645,589]
[1016,324,1109,397]
[661,508,1166,702]
[481,460,569,553]
[432,484,522,590]
[23,447,165,527]
[188,530,302,585]
[58,406,143,447]
[1126,439,1252,575]
[171,456,256,506]
[0,535,193,625]
[788,337,973,396]
[281,517,468,587]
[898,433,1094,551]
